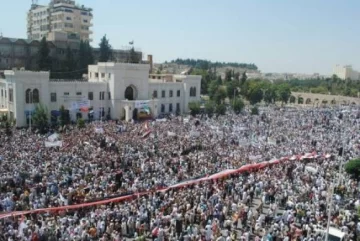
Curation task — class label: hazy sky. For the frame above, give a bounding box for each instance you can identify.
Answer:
[1,0,359,74]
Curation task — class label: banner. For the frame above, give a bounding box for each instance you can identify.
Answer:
[48,133,59,142]
[135,100,150,109]
[69,100,90,111]
[45,141,63,148]
[0,151,331,219]
[95,127,104,134]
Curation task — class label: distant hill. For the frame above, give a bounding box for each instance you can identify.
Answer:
[154,58,259,75]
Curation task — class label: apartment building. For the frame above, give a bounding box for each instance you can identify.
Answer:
[27,0,93,42]
[333,65,360,81]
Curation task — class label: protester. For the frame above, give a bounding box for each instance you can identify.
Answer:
[0,106,359,241]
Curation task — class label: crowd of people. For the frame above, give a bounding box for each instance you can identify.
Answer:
[0,106,359,241]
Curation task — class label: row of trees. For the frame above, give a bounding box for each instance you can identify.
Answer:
[285,74,360,97]
[36,35,138,79]
[169,58,258,70]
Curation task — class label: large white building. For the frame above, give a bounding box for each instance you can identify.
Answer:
[0,63,201,127]
[333,65,360,80]
[27,0,93,42]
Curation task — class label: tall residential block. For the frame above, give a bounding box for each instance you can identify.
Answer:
[333,65,360,81]
[27,0,93,42]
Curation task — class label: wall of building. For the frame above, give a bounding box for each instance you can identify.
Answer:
[333,65,360,80]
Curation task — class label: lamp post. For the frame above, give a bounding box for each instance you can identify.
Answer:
[29,90,33,130]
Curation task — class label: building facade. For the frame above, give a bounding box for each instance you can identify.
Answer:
[0,63,201,127]
[27,0,93,42]
[333,65,360,80]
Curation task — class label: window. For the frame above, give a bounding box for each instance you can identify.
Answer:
[32,89,39,103]
[101,73,105,78]
[108,92,111,100]
[4,90,6,98]
[50,93,57,102]
[169,90,173,97]
[95,73,99,78]
[108,73,111,79]
[99,91,105,100]
[64,92,69,96]
[1,89,3,97]
[177,90,180,97]
[83,19,88,23]
[161,104,165,113]
[161,90,165,98]
[25,89,31,103]
[190,87,197,97]
[81,11,88,16]
[8,89,13,102]
[66,17,72,20]
[88,92,93,100]
[169,103,173,112]
[76,92,82,96]
[176,103,180,112]
[152,90,157,98]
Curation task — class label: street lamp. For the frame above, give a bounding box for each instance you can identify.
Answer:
[29,90,33,130]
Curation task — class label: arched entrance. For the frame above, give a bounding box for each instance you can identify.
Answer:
[125,85,136,101]
[289,96,296,103]
[133,108,138,120]
[305,98,311,104]
[298,97,304,104]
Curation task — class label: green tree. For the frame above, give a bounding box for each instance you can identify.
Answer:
[37,37,52,71]
[188,102,201,116]
[226,80,240,100]
[276,83,291,104]
[128,47,139,63]
[225,69,232,81]
[216,75,222,85]
[78,40,94,77]
[263,85,277,104]
[246,82,263,105]
[99,35,112,62]
[204,101,215,117]
[77,118,85,128]
[240,72,247,85]
[214,86,227,104]
[215,103,226,116]
[232,98,245,114]
[64,46,76,78]
[345,158,360,179]
[32,104,49,134]
[251,106,259,115]
[59,105,70,126]
[208,80,220,100]
[234,72,240,81]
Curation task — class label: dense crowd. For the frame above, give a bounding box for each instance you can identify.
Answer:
[0,106,359,241]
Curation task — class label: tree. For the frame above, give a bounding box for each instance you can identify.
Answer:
[225,69,232,82]
[32,104,49,134]
[205,101,215,117]
[215,104,226,116]
[276,83,292,104]
[232,98,245,114]
[226,80,240,100]
[234,72,240,81]
[64,46,76,79]
[246,82,263,105]
[263,85,277,104]
[216,75,222,85]
[37,37,52,71]
[59,105,70,126]
[208,80,220,100]
[240,72,247,85]
[78,40,94,77]
[251,106,259,115]
[188,102,201,116]
[128,47,139,63]
[99,35,112,62]
[77,118,85,128]
[345,158,360,179]
[214,86,227,105]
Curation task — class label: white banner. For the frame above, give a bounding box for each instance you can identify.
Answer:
[47,133,59,142]
[69,100,90,110]
[167,131,176,137]
[190,131,200,137]
[45,141,63,148]
[95,127,104,134]
[135,100,150,109]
